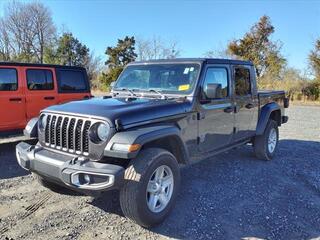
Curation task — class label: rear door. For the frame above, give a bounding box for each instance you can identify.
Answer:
[0,66,26,131]
[232,66,257,141]
[24,67,58,120]
[56,68,91,104]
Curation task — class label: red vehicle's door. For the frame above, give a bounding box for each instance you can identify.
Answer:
[0,66,27,131]
[55,68,91,104]
[23,67,58,121]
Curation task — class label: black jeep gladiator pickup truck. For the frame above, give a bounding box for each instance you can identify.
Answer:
[16,58,289,227]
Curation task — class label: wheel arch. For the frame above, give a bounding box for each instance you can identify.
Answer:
[142,135,189,164]
[256,102,281,135]
[104,125,190,164]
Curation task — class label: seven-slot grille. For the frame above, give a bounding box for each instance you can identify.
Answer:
[43,114,92,155]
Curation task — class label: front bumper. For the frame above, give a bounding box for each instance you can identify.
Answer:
[16,142,124,192]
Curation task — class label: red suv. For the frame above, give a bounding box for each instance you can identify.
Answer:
[0,62,91,132]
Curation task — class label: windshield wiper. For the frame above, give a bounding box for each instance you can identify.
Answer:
[148,89,168,99]
[118,88,137,97]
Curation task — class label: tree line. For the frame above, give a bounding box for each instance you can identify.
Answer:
[0,1,101,82]
[0,2,319,101]
[100,15,320,101]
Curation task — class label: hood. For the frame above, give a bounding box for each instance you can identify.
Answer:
[44,97,191,127]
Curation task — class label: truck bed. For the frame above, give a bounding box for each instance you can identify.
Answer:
[258,90,286,108]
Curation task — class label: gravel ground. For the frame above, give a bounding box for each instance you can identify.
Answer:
[0,105,320,240]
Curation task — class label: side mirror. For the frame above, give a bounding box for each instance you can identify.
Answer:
[204,83,222,99]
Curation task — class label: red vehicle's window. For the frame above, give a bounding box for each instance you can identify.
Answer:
[58,70,87,92]
[27,69,54,91]
[0,68,18,91]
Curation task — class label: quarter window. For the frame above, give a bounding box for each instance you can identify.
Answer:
[0,68,18,91]
[234,67,251,96]
[58,70,87,92]
[27,69,54,90]
[203,68,228,98]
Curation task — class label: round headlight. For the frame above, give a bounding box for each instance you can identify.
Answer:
[97,123,110,141]
[39,114,47,130]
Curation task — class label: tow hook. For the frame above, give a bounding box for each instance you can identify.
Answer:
[70,157,88,165]
[70,157,78,165]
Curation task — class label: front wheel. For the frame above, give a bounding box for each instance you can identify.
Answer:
[119,148,180,228]
[253,119,279,160]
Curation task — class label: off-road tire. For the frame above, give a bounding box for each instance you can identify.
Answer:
[119,148,180,228]
[253,119,279,160]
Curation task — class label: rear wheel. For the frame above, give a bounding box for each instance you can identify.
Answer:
[253,119,279,160]
[119,148,180,228]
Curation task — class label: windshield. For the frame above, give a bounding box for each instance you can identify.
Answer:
[114,63,200,94]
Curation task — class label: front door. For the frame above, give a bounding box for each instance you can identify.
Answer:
[233,66,257,141]
[0,67,26,131]
[24,67,58,120]
[198,65,234,153]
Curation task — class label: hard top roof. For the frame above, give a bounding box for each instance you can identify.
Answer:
[0,61,86,70]
[129,58,253,66]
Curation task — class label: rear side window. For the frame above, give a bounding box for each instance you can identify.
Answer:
[234,67,251,96]
[27,69,54,90]
[57,70,88,93]
[0,68,18,91]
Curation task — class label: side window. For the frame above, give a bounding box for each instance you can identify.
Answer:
[58,70,88,92]
[27,69,54,90]
[0,68,18,91]
[234,67,251,96]
[203,68,228,98]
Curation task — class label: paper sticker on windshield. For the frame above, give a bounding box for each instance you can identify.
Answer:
[183,68,189,74]
[190,67,194,71]
[178,84,190,91]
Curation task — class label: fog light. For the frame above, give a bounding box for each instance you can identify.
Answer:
[83,174,91,184]
[70,172,115,190]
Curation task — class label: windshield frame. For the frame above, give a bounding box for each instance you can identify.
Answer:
[112,61,203,97]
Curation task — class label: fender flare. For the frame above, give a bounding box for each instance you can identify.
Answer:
[256,102,280,135]
[24,118,38,138]
[104,125,189,162]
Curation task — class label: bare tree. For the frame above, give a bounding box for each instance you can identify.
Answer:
[203,49,234,59]
[29,2,56,63]
[0,1,56,63]
[4,1,35,61]
[83,52,103,87]
[0,19,11,61]
[136,36,180,61]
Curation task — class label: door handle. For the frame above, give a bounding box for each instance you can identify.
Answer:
[245,103,254,109]
[9,97,22,102]
[224,106,233,113]
[44,96,55,100]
